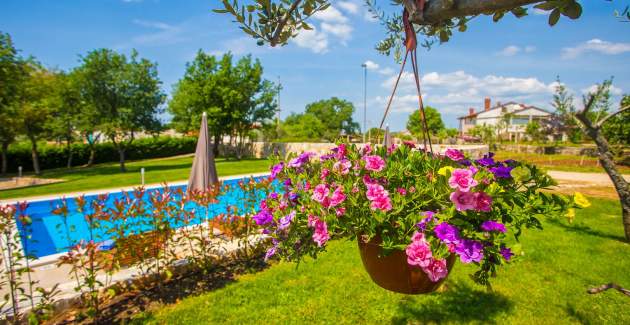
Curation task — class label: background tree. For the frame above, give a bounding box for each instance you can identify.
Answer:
[551,76,581,143]
[79,49,164,172]
[469,124,496,147]
[303,97,359,141]
[406,106,444,137]
[16,63,57,175]
[525,120,545,142]
[47,71,82,168]
[0,32,25,175]
[170,51,276,156]
[602,95,630,146]
[280,113,326,142]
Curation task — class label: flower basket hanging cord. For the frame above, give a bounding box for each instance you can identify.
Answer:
[253,0,584,296]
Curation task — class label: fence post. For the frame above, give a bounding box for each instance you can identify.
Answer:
[141,168,145,186]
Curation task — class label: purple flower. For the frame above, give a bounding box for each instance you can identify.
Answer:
[253,209,273,226]
[288,152,315,168]
[269,192,279,200]
[500,246,514,261]
[270,162,283,179]
[475,152,496,167]
[289,192,299,202]
[480,220,506,233]
[416,211,435,231]
[264,245,277,260]
[278,210,296,230]
[459,159,472,166]
[489,165,513,179]
[434,222,461,244]
[283,178,292,186]
[455,240,484,263]
[320,154,334,161]
[445,148,465,161]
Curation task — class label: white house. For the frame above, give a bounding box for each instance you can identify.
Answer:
[458,97,553,141]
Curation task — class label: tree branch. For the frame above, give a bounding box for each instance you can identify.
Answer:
[405,0,545,25]
[596,104,630,128]
[576,94,598,123]
[270,0,303,47]
[588,283,630,297]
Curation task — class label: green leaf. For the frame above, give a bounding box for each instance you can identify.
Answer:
[562,2,582,19]
[549,8,561,26]
[493,11,505,22]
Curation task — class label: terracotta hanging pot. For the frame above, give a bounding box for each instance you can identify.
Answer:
[358,235,456,294]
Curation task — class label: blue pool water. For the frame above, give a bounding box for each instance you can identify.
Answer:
[14,176,271,258]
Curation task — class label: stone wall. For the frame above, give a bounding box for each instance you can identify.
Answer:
[497,144,600,156]
[240,142,489,159]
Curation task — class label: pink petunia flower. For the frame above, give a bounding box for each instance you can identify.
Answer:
[422,258,449,282]
[450,190,476,211]
[406,240,433,268]
[320,168,330,180]
[333,159,352,175]
[311,218,330,247]
[448,168,478,192]
[330,186,346,207]
[445,148,465,161]
[364,155,386,172]
[370,195,392,212]
[474,191,493,212]
[311,184,330,204]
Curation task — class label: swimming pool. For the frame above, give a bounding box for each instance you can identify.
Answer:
[13,176,272,259]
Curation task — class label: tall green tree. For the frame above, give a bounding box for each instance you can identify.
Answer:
[78,49,164,172]
[551,76,582,143]
[303,97,359,141]
[602,95,630,145]
[0,32,25,175]
[406,106,444,137]
[169,51,276,156]
[16,63,57,174]
[280,113,326,141]
[47,71,83,168]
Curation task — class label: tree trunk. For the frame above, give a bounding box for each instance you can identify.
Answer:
[30,138,41,175]
[87,144,96,167]
[213,134,220,158]
[576,114,630,241]
[118,147,127,172]
[1,142,8,175]
[66,138,73,169]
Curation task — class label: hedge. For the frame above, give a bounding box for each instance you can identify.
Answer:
[5,136,198,173]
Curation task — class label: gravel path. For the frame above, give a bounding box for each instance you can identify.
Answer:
[548,170,630,186]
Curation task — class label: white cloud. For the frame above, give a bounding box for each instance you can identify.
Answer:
[363,60,379,70]
[562,39,630,59]
[321,22,353,43]
[380,70,557,114]
[378,67,394,75]
[313,6,348,23]
[132,19,175,31]
[581,84,624,96]
[497,45,521,56]
[126,19,185,46]
[294,27,329,54]
[338,1,359,14]
[496,45,535,56]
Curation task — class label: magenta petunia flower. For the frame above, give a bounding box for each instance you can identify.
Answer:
[448,168,478,192]
[450,190,476,211]
[320,168,330,180]
[445,148,465,161]
[474,192,493,212]
[500,246,514,261]
[480,220,506,233]
[288,152,315,168]
[330,186,346,207]
[422,258,449,282]
[364,155,386,172]
[370,195,392,212]
[253,209,273,226]
[311,184,330,204]
[270,162,283,179]
[311,218,330,247]
[397,187,407,196]
[455,239,484,263]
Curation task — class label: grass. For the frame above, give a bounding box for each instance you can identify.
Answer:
[0,155,271,199]
[133,198,630,324]
[494,150,630,174]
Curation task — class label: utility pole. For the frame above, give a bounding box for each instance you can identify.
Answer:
[361,63,367,143]
[276,76,281,134]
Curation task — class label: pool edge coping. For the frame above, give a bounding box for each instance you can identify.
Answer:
[0,172,270,205]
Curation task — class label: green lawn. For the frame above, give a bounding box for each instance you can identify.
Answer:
[494,150,630,174]
[0,156,271,199]
[135,198,630,324]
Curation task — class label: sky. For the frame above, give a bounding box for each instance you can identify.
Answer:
[1,0,629,131]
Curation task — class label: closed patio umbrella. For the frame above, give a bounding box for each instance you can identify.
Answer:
[383,125,393,148]
[187,112,219,191]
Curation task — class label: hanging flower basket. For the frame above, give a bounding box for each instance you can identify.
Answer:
[254,143,587,294]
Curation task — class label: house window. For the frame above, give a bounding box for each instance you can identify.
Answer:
[465,118,476,125]
[512,117,529,125]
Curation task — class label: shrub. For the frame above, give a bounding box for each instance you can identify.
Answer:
[5,136,198,173]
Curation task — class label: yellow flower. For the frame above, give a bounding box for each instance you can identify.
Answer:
[574,192,591,208]
[565,208,575,223]
[438,166,454,177]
